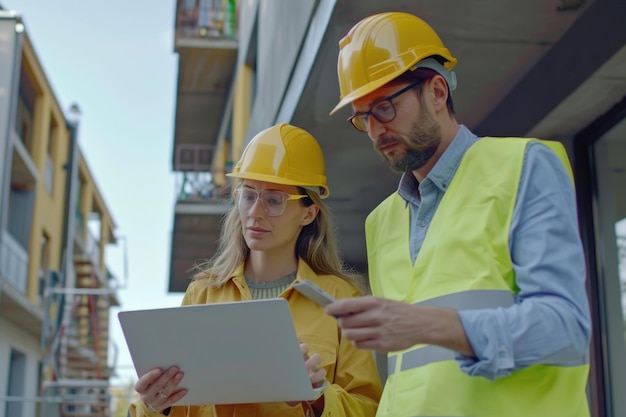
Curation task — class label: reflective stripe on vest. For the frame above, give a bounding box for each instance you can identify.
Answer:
[388,289,515,374]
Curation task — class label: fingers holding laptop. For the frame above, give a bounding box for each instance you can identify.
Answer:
[286,343,327,407]
[135,366,187,413]
[300,343,326,388]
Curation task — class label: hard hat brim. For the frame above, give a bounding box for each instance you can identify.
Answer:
[226,171,330,199]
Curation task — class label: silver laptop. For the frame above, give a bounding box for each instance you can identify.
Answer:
[118,298,316,405]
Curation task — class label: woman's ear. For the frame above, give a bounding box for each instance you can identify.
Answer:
[301,204,319,226]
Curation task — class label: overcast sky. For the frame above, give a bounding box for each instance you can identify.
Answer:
[3,0,186,386]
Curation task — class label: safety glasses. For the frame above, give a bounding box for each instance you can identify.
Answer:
[233,187,308,217]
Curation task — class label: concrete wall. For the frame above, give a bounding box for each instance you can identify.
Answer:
[244,0,320,141]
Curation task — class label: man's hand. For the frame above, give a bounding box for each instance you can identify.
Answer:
[325,295,473,355]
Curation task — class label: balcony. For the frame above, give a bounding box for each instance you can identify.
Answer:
[168,1,238,292]
[0,231,28,293]
[168,172,231,292]
[172,0,238,172]
[175,0,237,46]
[0,232,43,338]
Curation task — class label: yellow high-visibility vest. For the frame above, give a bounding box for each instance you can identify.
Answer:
[366,138,589,417]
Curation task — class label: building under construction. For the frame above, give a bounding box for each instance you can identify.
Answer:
[0,9,122,417]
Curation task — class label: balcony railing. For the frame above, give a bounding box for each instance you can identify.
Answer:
[175,0,237,41]
[176,171,231,203]
[0,231,29,293]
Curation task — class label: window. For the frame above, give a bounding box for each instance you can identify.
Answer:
[590,115,626,416]
[5,349,26,417]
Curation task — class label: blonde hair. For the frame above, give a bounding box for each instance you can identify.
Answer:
[191,183,364,293]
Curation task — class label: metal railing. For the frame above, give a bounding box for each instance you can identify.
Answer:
[40,271,119,417]
[176,171,231,203]
[175,0,238,40]
[0,230,29,293]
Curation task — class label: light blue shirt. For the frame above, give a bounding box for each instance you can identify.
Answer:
[397,125,591,380]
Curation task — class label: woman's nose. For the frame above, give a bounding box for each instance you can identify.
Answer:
[249,197,265,218]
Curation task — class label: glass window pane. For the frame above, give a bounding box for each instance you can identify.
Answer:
[592,117,626,416]
[618,218,626,328]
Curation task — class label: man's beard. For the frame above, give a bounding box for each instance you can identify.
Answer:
[377,108,441,173]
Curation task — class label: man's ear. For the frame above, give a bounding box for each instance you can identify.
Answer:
[428,74,449,112]
[301,204,319,226]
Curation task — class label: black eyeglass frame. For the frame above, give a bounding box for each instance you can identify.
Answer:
[347,80,424,132]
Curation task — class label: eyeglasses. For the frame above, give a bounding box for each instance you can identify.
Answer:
[233,187,308,217]
[347,80,423,132]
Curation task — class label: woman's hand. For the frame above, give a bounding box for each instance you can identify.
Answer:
[286,343,327,408]
[135,366,187,413]
[300,343,326,388]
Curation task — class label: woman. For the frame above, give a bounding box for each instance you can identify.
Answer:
[129,123,382,417]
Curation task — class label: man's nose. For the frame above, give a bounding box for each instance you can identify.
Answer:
[367,117,387,142]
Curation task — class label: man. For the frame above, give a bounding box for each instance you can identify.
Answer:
[325,11,591,417]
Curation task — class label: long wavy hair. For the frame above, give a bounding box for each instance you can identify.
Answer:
[191,182,364,293]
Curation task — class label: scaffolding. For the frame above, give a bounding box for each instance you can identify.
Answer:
[36,256,119,417]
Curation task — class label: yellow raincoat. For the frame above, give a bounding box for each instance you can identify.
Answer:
[129,259,382,417]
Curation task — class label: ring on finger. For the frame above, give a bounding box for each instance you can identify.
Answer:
[158,391,168,400]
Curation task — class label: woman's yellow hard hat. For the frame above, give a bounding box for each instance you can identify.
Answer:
[227,124,329,198]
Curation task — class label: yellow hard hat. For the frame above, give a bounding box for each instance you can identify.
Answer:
[227,123,329,198]
[330,12,457,115]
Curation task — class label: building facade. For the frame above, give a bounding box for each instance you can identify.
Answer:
[0,10,121,417]
[167,0,625,416]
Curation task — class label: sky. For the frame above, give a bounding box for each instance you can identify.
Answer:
[3,0,185,386]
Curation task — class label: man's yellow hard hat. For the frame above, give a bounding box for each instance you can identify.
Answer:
[330,12,457,115]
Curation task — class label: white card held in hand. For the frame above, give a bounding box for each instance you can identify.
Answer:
[293,280,336,307]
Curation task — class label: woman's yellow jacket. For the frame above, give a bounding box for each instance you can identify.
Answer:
[128,259,382,417]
